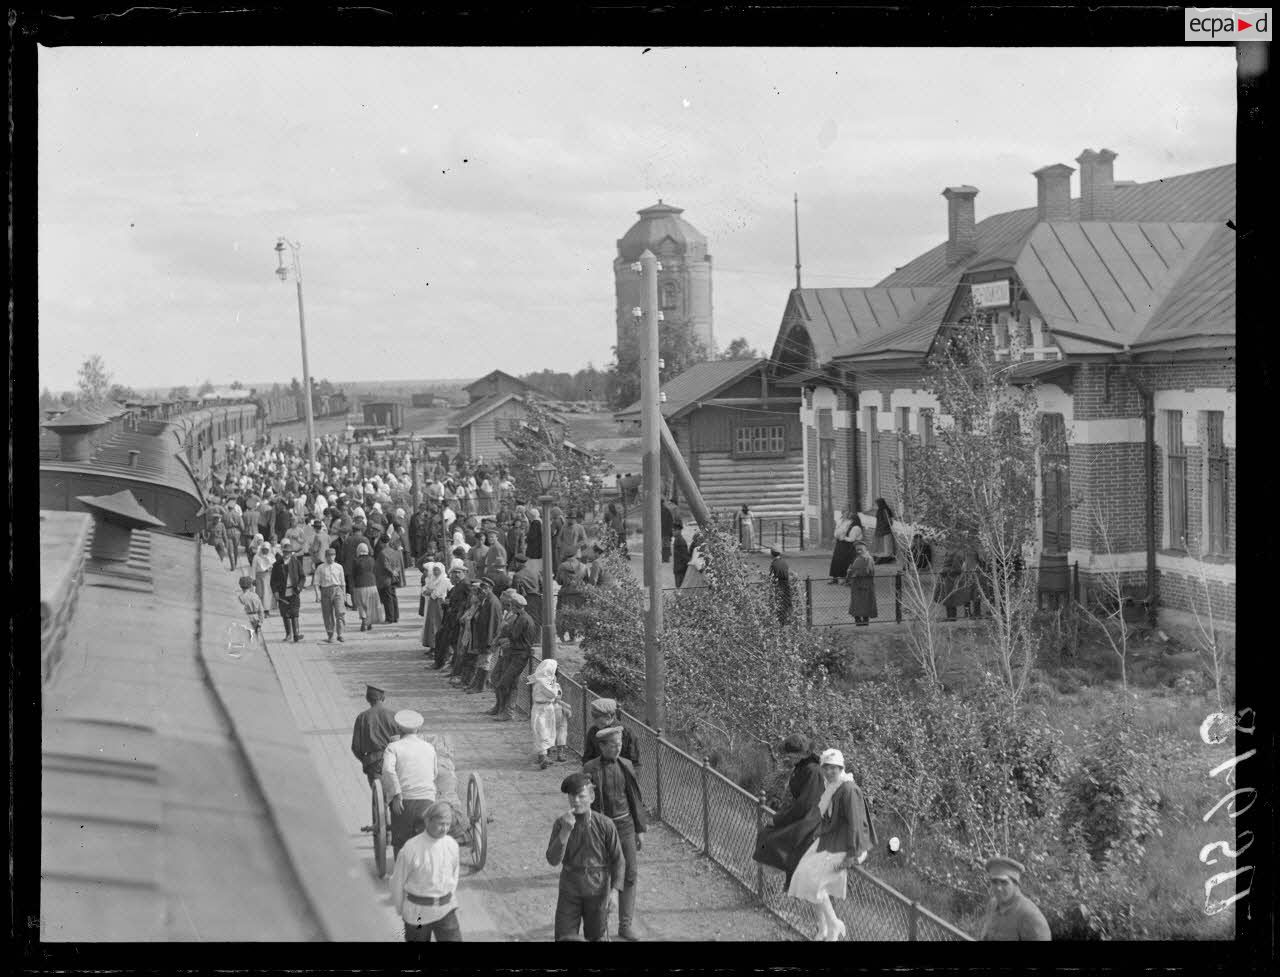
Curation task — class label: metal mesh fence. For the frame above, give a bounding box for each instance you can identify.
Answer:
[511,660,973,941]
[806,573,901,626]
[752,516,805,554]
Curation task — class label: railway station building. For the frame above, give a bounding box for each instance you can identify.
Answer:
[767,149,1235,622]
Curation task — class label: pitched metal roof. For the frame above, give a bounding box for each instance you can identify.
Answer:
[448,391,525,431]
[614,358,766,420]
[876,163,1235,290]
[39,513,388,940]
[463,369,531,393]
[774,287,946,364]
[1015,221,1219,346]
[1133,223,1235,349]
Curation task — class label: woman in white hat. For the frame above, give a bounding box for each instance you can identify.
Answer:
[787,748,877,940]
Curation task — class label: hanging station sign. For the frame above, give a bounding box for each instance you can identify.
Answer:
[971,279,1011,309]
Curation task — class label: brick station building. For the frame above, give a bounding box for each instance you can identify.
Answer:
[769,148,1235,621]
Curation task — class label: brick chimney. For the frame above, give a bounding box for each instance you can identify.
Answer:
[1076,148,1118,221]
[942,185,979,266]
[1033,163,1074,222]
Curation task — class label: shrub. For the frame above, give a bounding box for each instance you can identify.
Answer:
[1061,711,1165,867]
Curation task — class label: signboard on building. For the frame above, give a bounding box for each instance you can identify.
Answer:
[971,280,1010,309]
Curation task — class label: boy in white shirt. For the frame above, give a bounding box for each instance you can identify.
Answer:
[388,801,461,942]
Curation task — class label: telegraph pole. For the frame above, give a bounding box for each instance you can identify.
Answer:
[639,249,665,730]
[275,238,317,477]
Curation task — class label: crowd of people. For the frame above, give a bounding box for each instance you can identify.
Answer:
[351,683,649,942]
[205,432,629,648]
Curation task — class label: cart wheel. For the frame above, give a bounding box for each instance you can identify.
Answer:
[372,779,389,878]
[466,772,488,870]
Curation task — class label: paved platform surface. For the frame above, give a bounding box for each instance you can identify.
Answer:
[253,572,797,942]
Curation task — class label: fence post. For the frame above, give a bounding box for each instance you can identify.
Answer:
[581,685,591,751]
[805,577,814,628]
[895,572,903,624]
[1073,561,1079,603]
[909,901,920,941]
[654,729,663,820]
[701,756,711,855]
[756,791,768,897]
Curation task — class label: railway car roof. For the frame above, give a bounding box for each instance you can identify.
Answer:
[39,511,387,941]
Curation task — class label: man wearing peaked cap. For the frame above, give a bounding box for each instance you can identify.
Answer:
[583,723,647,940]
[980,856,1052,941]
[383,709,439,859]
[582,699,641,767]
[547,767,625,941]
[351,683,401,786]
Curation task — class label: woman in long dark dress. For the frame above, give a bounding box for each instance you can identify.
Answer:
[845,541,877,625]
[754,734,824,889]
[873,498,896,563]
[828,510,863,583]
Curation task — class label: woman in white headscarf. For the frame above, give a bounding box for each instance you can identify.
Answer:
[351,540,382,631]
[787,748,877,941]
[420,561,451,654]
[527,658,562,770]
[251,539,274,615]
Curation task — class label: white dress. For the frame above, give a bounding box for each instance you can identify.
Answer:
[787,774,855,903]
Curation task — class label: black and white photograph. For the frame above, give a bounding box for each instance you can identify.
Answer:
[19,10,1262,962]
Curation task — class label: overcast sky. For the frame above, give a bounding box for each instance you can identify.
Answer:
[37,46,1236,393]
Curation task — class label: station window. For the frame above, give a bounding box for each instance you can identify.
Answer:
[733,425,786,458]
[1164,410,1187,549]
[1205,411,1229,556]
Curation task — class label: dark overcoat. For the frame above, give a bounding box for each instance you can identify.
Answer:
[846,553,878,618]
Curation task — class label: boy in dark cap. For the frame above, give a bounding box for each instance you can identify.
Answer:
[546,771,625,942]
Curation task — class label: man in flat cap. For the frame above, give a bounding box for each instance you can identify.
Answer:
[979,856,1052,941]
[546,771,626,942]
[383,710,439,859]
[581,699,641,767]
[582,726,647,940]
[351,684,400,785]
[491,589,539,722]
[389,800,462,942]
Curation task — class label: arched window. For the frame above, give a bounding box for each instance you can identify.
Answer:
[661,281,679,311]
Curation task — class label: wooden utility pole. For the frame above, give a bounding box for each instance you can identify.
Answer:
[639,249,665,730]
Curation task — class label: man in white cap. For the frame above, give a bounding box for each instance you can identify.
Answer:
[382,709,439,858]
[979,856,1052,940]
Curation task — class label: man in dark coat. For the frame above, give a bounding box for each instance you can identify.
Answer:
[350,684,401,785]
[753,733,823,887]
[672,522,691,588]
[492,591,538,721]
[271,539,306,642]
[769,548,793,625]
[582,726,647,941]
[464,577,504,693]
[435,567,472,670]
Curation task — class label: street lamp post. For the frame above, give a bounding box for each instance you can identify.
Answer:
[533,460,559,661]
[274,237,317,479]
